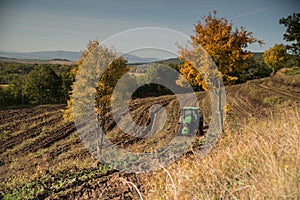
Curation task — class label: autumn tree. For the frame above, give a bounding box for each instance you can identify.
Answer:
[176,60,208,90]
[178,10,263,88]
[63,41,100,121]
[63,41,130,160]
[63,41,129,122]
[264,44,288,75]
[95,56,128,121]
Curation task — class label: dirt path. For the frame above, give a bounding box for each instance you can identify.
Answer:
[256,82,300,101]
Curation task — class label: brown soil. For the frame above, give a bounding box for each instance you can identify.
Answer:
[0,74,299,199]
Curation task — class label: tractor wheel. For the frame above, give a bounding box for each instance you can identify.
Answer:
[197,120,204,136]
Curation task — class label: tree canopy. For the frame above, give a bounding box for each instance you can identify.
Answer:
[264,44,288,74]
[279,13,300,57]
[63,41,129,122]
[24,66,62,104]
[178,10,264,88]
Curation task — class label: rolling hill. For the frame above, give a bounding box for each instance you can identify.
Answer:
[0,51,171,64]
[0,51,81,62]
[0,71,299,199]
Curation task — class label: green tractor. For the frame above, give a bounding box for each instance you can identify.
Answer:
[178,107,203,136]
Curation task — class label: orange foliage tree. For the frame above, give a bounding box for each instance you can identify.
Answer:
[178,10,264,89]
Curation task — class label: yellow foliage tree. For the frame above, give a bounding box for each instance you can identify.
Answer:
[63,41,128,122]
[176,60,208,90]
[63,41,100,122]
[95,56,128,122]
[263,44,288,75]
[178,10,264,88]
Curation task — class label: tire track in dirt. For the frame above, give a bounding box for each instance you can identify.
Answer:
[256,82,300,101]
[227,86,264,119]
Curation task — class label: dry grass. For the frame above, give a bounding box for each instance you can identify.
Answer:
[145,106,300,199]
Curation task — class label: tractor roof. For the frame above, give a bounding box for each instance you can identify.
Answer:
[182,106,200,110]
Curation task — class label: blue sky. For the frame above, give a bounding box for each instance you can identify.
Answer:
[0,0,299,53]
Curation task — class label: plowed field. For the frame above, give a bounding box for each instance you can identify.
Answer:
[0,73,299,199]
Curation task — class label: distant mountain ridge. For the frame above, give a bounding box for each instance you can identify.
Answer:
[0,50,165,63]
[123,54,162,64]
[0,50,263,64]
[0,50,81,62]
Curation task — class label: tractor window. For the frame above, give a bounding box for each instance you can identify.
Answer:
[184,110,192,115]
[192,111,198,120]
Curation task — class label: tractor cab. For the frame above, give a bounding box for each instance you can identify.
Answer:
[179,107,203,136]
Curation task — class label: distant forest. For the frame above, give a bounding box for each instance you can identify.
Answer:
[0,52,274,108]
[0,62,77,107]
